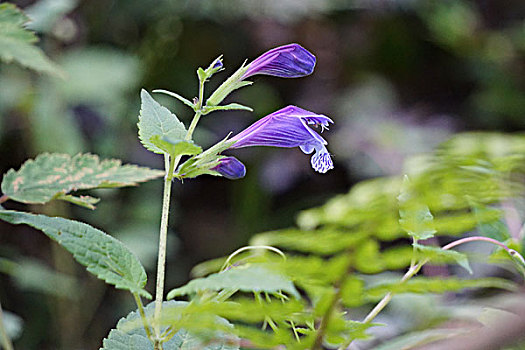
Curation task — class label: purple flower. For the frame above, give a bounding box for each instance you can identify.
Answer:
[242,44,316,79]
[212,156,246,179]
[229,106,334,173]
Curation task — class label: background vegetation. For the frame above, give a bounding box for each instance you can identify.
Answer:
[2,0,525,349]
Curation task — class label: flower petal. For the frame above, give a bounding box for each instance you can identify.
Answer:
[228,105,334,173]
[242,43,316,79]
[311,145,334,173]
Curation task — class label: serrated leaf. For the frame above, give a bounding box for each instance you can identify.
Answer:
[138,89,187,154]
[414,243,472,274]
[1,153,163,207]
[150,135,202,159]
[0,3,64,77]
[101,301,239,350]
[365,277,515,300]
[0,210,151,298]
[202,103,253,115]
[167,264,300,299]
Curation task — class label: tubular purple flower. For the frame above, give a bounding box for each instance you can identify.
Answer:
[229,106,334,173]
[212,156,246,180]
[242,43,316,79]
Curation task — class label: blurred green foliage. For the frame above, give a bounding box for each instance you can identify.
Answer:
[1,0,525,349]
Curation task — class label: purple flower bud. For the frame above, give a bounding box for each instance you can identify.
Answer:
[213,59,223,70]
[212,156,247,180]
[229,106,334,173]
[242,43,316,79]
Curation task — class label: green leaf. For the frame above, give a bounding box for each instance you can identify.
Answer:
[365,277,516,300]
[398,176,437,240]
[150,136,202,159]
[414,243,472,274]
[251,229,367,256]
[0,3,64,77]
[138,89,187,154]
[153,89,195,110]
[471,202,510,241]
[167,264,300,299]
[202,103,253,115]
[101,301,239,350]
[1,153,163,207]
[0,210,151,298]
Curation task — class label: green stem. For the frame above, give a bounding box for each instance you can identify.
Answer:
[363,259,426,324]
[133,293,154,342]
[340,259,428,350]
[153,157,173,348]
[0,299,14,350]
[151,79,206,348]
[313,255,353,350]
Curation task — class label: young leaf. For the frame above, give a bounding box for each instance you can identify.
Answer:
[153,89,195,110]
[202,103,253,115]
[1,153,163,207]
[0,3,64,77]
[138,89,187,154]
[0,210,151,298]
[150,135,202,159]
[414,243,472,274]
[398,176,437,240]
[101,301,239,350]
[167,264,300,299]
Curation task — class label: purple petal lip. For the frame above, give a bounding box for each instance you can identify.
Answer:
[228,105,334,173]
[212,156,246,180]
[242,43,316,79]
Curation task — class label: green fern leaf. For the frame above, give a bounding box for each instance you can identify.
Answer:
[167,264,299,299]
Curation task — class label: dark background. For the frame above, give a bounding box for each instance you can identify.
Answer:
[1,0,525,348]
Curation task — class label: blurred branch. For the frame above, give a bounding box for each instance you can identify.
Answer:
[0,299,14,350]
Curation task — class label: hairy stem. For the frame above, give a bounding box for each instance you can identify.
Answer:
[0,195,8,204]
[0,299,13,350]
[153,156,173,348]
[152,79,206,348]
[133,293,153,342]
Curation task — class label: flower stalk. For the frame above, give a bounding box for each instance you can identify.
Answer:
[152,76,206,348]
